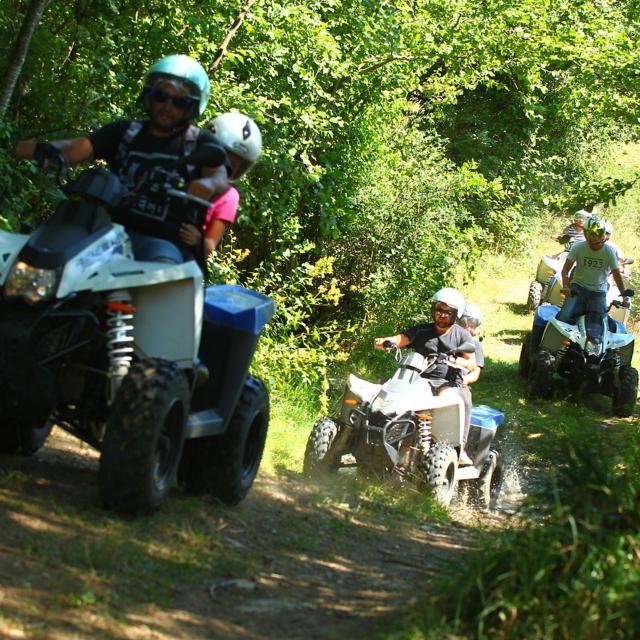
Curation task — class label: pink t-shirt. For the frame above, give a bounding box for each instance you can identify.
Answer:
[203,186,239,235]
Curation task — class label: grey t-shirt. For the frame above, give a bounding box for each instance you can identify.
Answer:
[567,241,619,292]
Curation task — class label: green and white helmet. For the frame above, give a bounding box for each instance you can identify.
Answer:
[431,287,465,320]
[143,54,211,122]
[210,112,263,181]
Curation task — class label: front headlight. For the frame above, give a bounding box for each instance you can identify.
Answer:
[4,260,59,304]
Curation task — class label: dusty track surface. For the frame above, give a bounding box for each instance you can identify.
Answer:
[0,428,517,639]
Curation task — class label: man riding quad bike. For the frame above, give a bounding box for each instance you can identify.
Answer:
[2,56,273,514]
[520,218,637,416]
[304,289,505,509]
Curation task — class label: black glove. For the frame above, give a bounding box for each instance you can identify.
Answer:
[33,142,63,169]
[624,289,634,298]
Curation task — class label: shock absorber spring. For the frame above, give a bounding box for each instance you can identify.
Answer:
[106,290,136,383]
[417,414,432,455]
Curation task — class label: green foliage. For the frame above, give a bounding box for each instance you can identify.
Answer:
[415,435,640,640]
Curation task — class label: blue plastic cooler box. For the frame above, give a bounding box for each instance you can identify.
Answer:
[467,405,504,464]
[470,405,505,429]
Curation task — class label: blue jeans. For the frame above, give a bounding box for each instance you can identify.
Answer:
[128,231,184,264]
[556,283,607,341]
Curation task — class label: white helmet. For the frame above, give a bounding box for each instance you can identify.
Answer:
[210,112,262,181]
[574,209,591,222]
[605,221,613,238]
[431,287,465,321]
[459,302,483,331]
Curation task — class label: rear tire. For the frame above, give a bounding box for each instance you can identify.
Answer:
[303,417,343,475]
[612,365,638,417]
[99,359,189,514]
[528,350,556,399]
[420,443,458,506]
[518,332,532,378]
[179,375,269,506]
[470,449,502,511]
[527,281,543,311]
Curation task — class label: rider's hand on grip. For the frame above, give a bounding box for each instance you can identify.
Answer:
[33,142,64,170]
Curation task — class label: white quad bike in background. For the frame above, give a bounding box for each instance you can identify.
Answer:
[520,296,638,416]
[527,251,566,311]
[303,341,505,509]
[0,148,275,513]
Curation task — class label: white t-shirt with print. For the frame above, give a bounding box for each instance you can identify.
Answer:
[567,241,619,292]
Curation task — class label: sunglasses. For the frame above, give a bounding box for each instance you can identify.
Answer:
[434,307,454,317]
[151,89,192,110]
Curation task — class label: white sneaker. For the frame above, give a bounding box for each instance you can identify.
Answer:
[459,451,473,466]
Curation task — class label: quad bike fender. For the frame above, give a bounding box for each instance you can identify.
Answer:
[540,317,581,353]
[607,332,635,365]
[0,230,30,286]
[536,254,564,284]
[544,274,564,307]
[72,253,204,364]
[346,374,381,404]
[427,395,465,447]
[371,377,432,415]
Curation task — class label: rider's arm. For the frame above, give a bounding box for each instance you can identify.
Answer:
[204,219,229,255]
[611,268,627,299]
[461,366,482,385]
[373,334,410,350]
[16,137,94,165]
[188,164,230,201]
[560,258,575,293]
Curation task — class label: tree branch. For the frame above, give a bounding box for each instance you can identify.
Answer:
[208,0,259,76]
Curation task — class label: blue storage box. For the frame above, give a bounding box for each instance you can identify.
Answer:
[534,304,560,326]
[203,285,276,335]
[470,405,505,430]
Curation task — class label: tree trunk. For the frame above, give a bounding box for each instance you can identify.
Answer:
[0,0,50,119]
[208,0,259,75]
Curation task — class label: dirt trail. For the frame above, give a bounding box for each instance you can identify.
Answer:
[0,428,518,639]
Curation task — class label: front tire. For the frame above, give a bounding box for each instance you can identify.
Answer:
[99,359,189,514]
[528,350,556,399]
[527,281,543,311]
[612,365,639,417]
[303,417,343,475]
[470,449,502,511]
[179,375,269,506]
[420,443,458,506]
[518,332,532,378]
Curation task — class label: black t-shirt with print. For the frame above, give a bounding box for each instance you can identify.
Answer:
[403,323,474,384]
[88,119,217,241]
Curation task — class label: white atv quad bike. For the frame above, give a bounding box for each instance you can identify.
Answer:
[0,148,275,513]
[527,252,566,311]
[303,341,504,509]
[541,257,634,327]
[521,299,637,416]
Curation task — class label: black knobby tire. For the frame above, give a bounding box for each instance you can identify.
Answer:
[527,281,543,311]
[612,365,639,417]
[518,332,532,378]
[179,375,269,506]
[99,358,189,514]
[528,350,556,399]
[303,417,342,475]
[0,420,52,456]
[420,442,458,506]
[470,449,503,511]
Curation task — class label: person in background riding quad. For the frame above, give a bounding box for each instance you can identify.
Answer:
[457,303,484,386]
[178,112,262,259]
[373,287,477,465]
[551,209,590,251]
[556,216,632,341]
[15,55,240,264]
